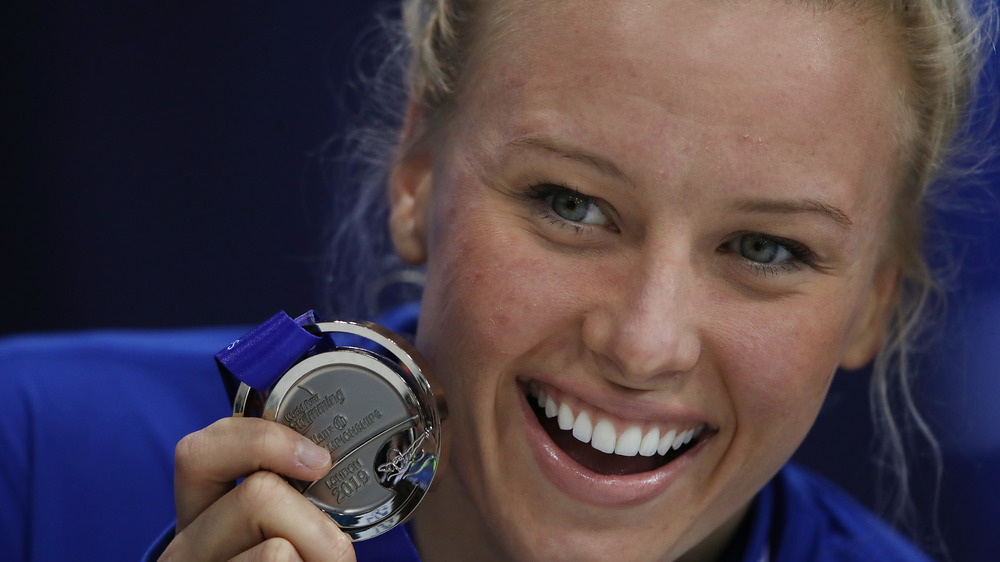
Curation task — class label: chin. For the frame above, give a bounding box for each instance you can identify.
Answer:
[437,381,737,562]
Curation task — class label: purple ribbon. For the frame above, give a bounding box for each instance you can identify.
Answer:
[216,311,322,397]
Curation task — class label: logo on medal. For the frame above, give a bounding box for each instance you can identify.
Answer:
[377,429,431,484]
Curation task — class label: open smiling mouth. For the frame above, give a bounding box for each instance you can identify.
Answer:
[526,383,708,476]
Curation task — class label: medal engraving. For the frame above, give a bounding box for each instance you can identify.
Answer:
[377,429,431,485]
[282,388,345,432]
[325,409,383,453]
[231,320,446,541]
[324,457,371,499]
[275,364,413,462]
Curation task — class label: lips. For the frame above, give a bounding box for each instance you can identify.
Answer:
[535,384,707,470]
[515,378,714,505]
[525,381,708,476]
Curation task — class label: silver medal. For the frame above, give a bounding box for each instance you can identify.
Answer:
[231,320,447,540]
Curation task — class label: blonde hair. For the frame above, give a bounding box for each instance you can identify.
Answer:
[326,0,992,549]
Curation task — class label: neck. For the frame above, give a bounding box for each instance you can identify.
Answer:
[412,469,753,562]
[676,503,751,562]
[411,471,509,562]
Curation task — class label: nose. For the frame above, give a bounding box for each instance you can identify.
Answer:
[581,247,701,385]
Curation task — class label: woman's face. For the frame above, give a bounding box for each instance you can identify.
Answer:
[392,1,904,560]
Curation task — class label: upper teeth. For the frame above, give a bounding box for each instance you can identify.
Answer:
[530,384,705,458]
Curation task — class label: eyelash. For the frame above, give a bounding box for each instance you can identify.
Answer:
[723,233,816,277]
[520,182,816,277]
[523,182,617,234]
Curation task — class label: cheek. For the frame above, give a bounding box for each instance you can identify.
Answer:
[716,301,845,429]
[413,185,596,486]
[415,189,567,402]
[418,184,595,365]
[421,225,536,360]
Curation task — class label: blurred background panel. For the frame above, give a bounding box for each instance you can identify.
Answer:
[4,1,393,334]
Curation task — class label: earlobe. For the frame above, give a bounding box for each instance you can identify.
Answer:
[388,105,434,265]
[840,263,900,370]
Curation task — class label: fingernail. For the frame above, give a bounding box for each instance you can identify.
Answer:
[296,439,331,470]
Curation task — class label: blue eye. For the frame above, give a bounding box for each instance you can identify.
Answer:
[722,232,816,276]
[541,187,609,226]
[737,233,793,264]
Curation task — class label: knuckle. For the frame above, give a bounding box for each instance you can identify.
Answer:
[255,418,295,454]
[258,537,299,562]
[173,429,210,475]
[174,418,234,470]
[238,470,290,506]
[305,519,355,562]
[325,531,356,562]
[297,517,352,558]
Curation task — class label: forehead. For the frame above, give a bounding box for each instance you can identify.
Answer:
[449,0,905,213]
[464,0,902,126]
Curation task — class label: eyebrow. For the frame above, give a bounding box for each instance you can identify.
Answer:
[507,136,633,186]
[507,136,853,228]
[730,198,854,228]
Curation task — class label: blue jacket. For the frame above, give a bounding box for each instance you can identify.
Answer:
[1,305,931,561]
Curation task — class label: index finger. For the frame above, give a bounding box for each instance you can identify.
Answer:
[173,416,332,531]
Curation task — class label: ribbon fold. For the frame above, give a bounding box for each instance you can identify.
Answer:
[216,311,322,400]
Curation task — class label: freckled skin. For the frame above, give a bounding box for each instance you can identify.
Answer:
[393,1,905,561]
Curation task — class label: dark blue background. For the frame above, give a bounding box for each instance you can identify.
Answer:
[4,2,998,561]
[4,1,395,335]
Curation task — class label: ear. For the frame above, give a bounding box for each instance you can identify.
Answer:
[839,261,900,370]
[388,102,434,265]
